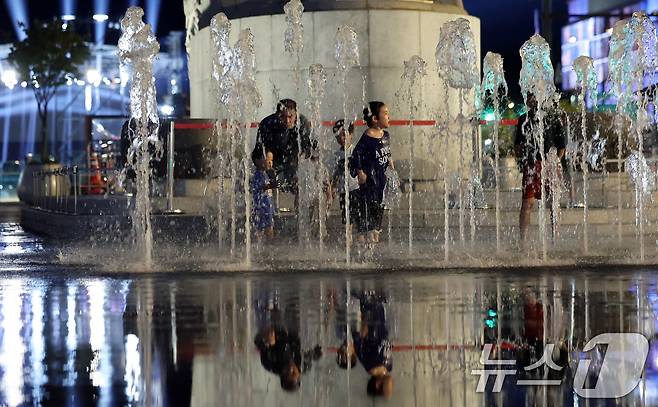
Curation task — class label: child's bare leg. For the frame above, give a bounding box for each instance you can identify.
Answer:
[265,226,274,240]
[371,230,381,243]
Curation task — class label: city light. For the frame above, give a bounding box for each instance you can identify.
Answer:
[92,14,109,22]
[568,35,577,44]
[160,104,174,116]
[86,69,102,87]
[1,70,18,89]
[61,14,76,21]
[484,112,495,121]
[508,102,515,109]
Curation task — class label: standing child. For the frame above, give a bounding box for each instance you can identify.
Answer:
[332,119,360,243]
[350,102,394,244]
[252,148,277,242]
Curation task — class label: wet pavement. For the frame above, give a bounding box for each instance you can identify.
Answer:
[1,204,658,406]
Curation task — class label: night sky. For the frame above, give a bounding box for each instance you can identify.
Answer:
[0,0,567,98]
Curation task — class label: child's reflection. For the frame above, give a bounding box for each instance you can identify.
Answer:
[337,291,393,398]
[253,297,321,392]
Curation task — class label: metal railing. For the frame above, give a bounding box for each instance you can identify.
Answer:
[31,166,125,214]
[32,166,80,214]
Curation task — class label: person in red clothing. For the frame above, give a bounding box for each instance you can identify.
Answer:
[514,94,566,245]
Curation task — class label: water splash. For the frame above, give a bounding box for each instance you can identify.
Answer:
[383,167,401,209]
[519,33,556,260]
[335,26,360,81]
[435,18,479,90]
[231,30,262,121]
[545,148,565,241]
[399,55,427,254]
[118,7,161,268]
[573,55,596,254]
[482,53,507,95]
[609,13,657,109]
[234,29,262,264]
[210,13,233,106]
[210,13,233,249]
[519,34,556,109]
[335,25,360,263]
[210,22,262,263]
[481,52,507,252]
[283,0,304,56]
[307,64,328,248]
[297,158,325,246]
[608,12,657,260]
[436,18,479,252]
[573,56,597,108]
[466,163,485,243]
[586,132,606,170]
[626,152,654,197]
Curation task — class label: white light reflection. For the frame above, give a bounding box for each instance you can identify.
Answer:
[0,279,26,406]
[124,334,141,403]
[86,281,107,388]
[1,235,26,255]
[29,286,45,403]
[85,85,92,111]
[65,283,77,386]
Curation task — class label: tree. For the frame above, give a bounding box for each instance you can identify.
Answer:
[7,20,90,162]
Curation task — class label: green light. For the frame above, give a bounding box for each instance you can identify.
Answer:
[487,309,497,317]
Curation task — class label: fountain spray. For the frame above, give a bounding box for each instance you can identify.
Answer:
[436,18,479,258]
[232,29,262,265]
[608,12,657,261]
[399,56,427,254]
[283,0,308,246]
[519,34,557,261]
[335,26,360,263]
[573,56,597,254]
[118,7,161,268]
[307,64,328,250]
[210,13,232,251]
[481,52,507,253]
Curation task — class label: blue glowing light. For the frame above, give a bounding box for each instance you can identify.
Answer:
[60,0,77,18]
[4,0,29,40]
[146,0,161,35]
[94,0,109,44]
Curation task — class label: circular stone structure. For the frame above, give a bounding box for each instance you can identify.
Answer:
[186,0,480,178]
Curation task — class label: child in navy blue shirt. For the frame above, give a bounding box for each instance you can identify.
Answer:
[350,101,394,244]
[336,291,393,398]
[251,147,277,242]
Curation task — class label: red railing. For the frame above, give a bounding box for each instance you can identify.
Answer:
[174,119,519,130]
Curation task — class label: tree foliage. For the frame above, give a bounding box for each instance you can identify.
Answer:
[7,20,90,161]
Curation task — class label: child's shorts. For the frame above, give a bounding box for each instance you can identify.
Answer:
[356,198,384,234]
[339,191,361,225]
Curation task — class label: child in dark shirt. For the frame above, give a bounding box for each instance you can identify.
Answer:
[251,148,277,242]
[336,292,393,398]
[350,101,394,244]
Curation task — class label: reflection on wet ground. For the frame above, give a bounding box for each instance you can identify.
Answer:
[1,207,658,406]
